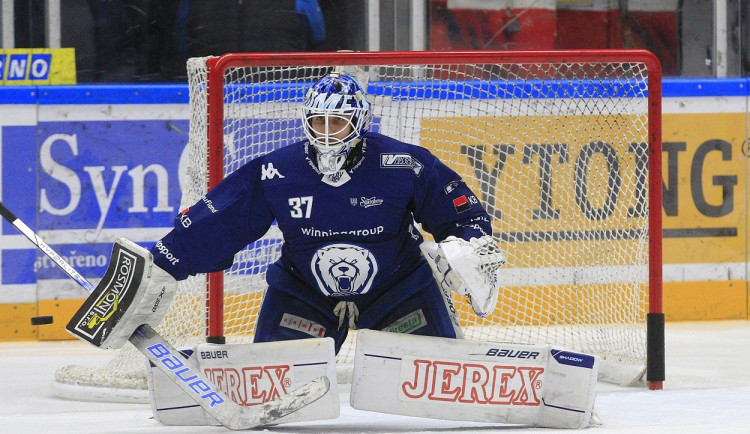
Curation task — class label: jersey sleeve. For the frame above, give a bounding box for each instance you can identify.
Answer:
[411,148,493,242]
[151,158,275,280]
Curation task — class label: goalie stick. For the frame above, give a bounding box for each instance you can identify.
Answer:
[0,201,330,430]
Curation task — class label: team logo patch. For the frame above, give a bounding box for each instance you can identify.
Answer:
[311,243,378,296]
[322,170,350,187]
[380,153,424,176]
[443,180,463,194]
[453,195,471,213]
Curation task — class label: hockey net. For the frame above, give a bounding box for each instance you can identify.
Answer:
[53,50,663,402]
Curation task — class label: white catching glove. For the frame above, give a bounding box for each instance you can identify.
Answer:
[420,235,506,318]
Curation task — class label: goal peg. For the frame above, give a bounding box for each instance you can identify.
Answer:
[31,315,54,325]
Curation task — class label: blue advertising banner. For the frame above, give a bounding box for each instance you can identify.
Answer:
[36,120,187,231]
[0,97,190,299]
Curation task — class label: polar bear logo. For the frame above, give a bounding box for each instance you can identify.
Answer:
[311,244,378,296]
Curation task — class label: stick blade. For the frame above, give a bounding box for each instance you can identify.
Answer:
[224,376,331,430]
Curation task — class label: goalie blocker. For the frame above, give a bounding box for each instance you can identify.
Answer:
[66,238,177,350]
[351,330,599,429]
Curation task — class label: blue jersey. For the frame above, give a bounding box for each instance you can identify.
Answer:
[152,132,492,301]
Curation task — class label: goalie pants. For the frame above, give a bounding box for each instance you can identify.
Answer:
[254,262,458,354]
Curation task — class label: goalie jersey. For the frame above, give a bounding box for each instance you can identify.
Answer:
[152,132,492,302]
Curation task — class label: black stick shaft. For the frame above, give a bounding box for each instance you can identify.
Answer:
[0,202,94,292]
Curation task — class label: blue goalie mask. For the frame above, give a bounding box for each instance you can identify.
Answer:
[302,73,372,174]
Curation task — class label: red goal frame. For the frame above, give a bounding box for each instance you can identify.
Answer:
[202,49,664,390]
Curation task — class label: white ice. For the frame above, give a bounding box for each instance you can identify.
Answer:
[1,320,748,433]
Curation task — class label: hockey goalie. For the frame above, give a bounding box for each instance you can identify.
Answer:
[137,71,599,429]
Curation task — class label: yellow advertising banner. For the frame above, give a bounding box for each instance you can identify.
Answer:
[661,112,748,320]
[417,109,748,321]
[420,114,650,269]
[661,113,746,264]
[0,48,76,85]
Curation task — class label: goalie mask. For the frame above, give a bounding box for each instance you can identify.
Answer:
[302,73,372,174]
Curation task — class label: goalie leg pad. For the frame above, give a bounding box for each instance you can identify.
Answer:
[149,338,340,426]
[351,330,598,429]
[66,238,177,349]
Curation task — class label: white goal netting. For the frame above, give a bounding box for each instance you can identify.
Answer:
[53,51,661,402]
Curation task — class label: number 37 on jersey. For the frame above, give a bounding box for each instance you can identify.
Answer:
[289,196,313,218]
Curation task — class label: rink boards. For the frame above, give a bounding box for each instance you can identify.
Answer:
[0,78,748,340]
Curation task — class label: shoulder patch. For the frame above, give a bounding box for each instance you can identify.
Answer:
[380,153,423,176]
[443,179,464,194]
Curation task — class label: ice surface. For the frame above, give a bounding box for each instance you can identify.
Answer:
[1,320,748,433]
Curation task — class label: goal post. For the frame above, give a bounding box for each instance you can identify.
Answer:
[52,49,664,401]
[204,50,664,389]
